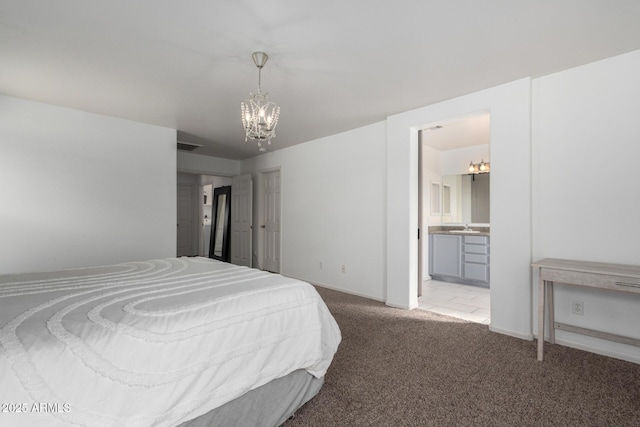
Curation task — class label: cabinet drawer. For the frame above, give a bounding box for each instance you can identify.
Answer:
[464,244,488,254]
[464,253,489,264]
[540,269,640,294]
[464,263,490,282]
[464,235,488,245]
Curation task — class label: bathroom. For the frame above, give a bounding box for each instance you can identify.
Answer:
[418,112,491,323]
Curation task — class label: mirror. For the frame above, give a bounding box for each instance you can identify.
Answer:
[441,173,490,224]
[209,186,231,262]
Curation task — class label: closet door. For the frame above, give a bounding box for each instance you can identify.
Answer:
[263,170,281,273]
[231,174,253,267]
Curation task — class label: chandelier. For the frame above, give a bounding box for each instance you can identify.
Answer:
[241,52,280,149]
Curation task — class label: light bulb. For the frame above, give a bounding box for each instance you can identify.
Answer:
[480,160,486,171]
[468,161,475,173]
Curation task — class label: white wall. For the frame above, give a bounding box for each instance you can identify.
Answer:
[420,144,441,279]
[0,95,176,274]
[241,122,388,301]
[532,49,640,362]
[386,80,533,345]
[177,151,240,176]
[421,144,442,226]
[439,144,490,176]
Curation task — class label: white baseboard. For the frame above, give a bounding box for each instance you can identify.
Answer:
[284,275,386,303]
[531,330,640,365]
[552,337,640,365]
[489,324,534,341]
[386,300,419,310]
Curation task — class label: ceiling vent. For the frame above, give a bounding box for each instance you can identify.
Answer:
[177,141,202,151]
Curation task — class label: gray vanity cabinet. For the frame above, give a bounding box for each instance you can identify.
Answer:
[462,235,490,284]
[429,233,490,287]
[429,234,462,278]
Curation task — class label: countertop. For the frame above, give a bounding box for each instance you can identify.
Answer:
[428,227,490,237]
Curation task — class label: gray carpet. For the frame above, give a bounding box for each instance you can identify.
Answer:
[284,286,640,426]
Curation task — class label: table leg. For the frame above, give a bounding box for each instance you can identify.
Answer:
[537,275,545,361]
[547,281,555,344]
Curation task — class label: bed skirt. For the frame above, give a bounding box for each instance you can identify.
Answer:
[179,369,323,427]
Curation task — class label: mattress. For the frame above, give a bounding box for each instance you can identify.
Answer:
[0,257,341,426]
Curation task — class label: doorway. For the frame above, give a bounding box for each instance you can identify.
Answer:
[417,113,491,324]
[177,183,195,257]
[177,170,282,272]
[177,172,232,258]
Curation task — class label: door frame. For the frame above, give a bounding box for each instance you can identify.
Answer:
[417,131,424,297]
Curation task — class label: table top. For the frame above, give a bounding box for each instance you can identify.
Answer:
[532,258,640,279]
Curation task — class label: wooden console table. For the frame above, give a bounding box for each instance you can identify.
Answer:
[532,258,640,361]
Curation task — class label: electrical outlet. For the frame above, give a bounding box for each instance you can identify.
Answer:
[319,261,324,269]
[571,300,584,315]
[341,265,346,274]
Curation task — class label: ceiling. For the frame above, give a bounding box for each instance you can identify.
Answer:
[1,1,640,160]
[422,113,490,151]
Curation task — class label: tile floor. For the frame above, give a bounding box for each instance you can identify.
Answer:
[418,279,491,325]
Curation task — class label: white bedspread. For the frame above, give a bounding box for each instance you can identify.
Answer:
[0,257,341,426]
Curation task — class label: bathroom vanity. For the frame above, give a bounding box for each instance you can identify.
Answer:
[429,230,490,287]
[428,170,490,287]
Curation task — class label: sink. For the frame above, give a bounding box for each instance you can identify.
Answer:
[449,230,481,234]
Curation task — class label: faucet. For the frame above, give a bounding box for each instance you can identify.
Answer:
[463,224,471,231]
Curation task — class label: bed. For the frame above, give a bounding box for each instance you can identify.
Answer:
[0,257,341,426]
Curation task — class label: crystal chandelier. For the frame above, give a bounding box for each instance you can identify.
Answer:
[241,52,280,149]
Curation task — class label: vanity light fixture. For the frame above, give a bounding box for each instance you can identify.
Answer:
[468,159,490,174]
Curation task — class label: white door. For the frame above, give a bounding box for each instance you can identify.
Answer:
[231,174,252,267]
[177,185,194,256]
[263,170,281,273]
